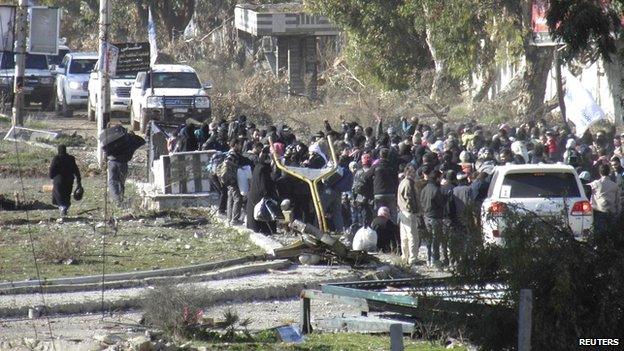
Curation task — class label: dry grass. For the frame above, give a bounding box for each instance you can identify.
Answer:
[38,231,87,264]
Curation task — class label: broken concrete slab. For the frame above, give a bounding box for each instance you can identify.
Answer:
[3,125,60,149]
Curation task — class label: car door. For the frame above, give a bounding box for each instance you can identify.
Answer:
[130,72,146,117]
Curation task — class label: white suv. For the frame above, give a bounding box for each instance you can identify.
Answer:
[482,164,593,245]
[87,67,136,121]
[129,64,211,133]
[54,52,97,117]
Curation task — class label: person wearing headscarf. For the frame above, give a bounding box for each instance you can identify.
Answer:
[49,144,81,217]
[246,148,278,234]
[371,206,400,253]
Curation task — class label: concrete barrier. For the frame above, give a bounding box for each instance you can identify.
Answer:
[153,150,216,194]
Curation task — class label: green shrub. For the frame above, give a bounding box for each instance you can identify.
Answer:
[454,208,624,350]
[141,285,204,340]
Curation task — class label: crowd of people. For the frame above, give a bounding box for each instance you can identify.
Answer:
[161,114,624,267]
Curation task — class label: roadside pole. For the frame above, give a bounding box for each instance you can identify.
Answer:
[12,0,27,127]
[518,289,533,351]
[97,0,111,166]
[554,48,568,129]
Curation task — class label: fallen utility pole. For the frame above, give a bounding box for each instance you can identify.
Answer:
[96,0,111,166]
[12,0,27,127]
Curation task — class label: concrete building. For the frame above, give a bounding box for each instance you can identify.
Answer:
[234,3,340,98]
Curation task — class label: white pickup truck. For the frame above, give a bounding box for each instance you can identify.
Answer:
[53,52,97,117]
[86,67,136,121]
[129,64,212,133]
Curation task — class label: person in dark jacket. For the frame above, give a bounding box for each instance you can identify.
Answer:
[419,170,445,266]
[363,148,399,220]
[371,206,400,253]
[179,123,199,151]
[351,154,374,226]
[469,171,490,219]
[246,149,278,234]
[440,170,457,265]
[49,144,81,217]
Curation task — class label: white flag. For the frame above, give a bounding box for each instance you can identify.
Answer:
[148,6,158,66]
[564,72,605,137]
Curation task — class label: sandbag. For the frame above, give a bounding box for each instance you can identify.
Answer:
[99,125,130,156]
[352,226,378,252]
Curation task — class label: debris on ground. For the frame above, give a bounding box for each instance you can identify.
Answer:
[273,220,378,266]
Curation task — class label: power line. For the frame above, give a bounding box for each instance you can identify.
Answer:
[101,160,109,320]
[11,134,56,350]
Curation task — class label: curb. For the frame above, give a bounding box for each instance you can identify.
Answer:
[0,255,267,292]
[0,260,291,295]
[208,207,284,256]
[0,273,359,318]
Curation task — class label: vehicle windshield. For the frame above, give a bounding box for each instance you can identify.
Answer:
[1,53,49,70]
[148,72,201,89]
[69,59,97,74]
[47,49,71,66]
[501,172,580,198]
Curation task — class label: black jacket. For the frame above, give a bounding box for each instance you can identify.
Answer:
[420,180,444,219]
[365,159,398,196]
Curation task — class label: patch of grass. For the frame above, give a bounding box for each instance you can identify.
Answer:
[0,140,55,177]
[0,177,264,281]
[36,133,89,147]
[191,333,467,350]
[24,116,52,130]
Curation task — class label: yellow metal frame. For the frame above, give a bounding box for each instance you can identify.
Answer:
[270,136,338,233]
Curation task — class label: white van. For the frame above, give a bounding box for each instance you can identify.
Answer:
[482,164,593,245]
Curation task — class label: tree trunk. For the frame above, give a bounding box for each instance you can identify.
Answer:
[493,0,554,121]
[516,46,554,120]
[135,1,148,30]
[472,66,496,103]
[423,6,450,102]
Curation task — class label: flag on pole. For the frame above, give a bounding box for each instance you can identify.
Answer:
[148,6,158,66]
[564,71,605,137]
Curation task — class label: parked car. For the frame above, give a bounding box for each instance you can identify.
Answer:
[0,52,55,110]
[54,52,98,117]
[87,65,136,121]
[129,64,212,133]
[481,164,592,245]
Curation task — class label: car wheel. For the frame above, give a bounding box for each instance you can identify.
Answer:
[61,94,73,117]
[42,94,54,112]
[54,94,62,116]
[87,98,95,121]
